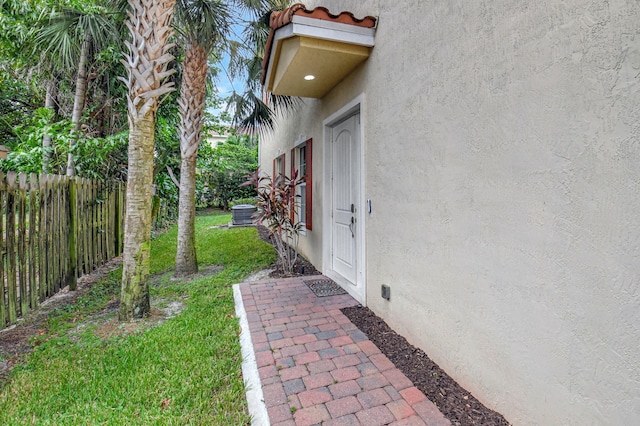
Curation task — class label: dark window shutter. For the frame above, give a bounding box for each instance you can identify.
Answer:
[290,148,295,221]
[305,139,312,230]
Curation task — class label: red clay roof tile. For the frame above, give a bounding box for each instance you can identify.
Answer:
[270,3,377,30]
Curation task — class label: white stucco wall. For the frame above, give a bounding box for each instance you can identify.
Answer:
[260,1,640,424]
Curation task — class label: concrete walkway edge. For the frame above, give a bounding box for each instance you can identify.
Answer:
[233,283,270,426]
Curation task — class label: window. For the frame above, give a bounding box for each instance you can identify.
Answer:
[292,139,312,230]
[273,153,285,180]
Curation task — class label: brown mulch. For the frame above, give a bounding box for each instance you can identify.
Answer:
[255,225,320,277]
[342,305,510,426]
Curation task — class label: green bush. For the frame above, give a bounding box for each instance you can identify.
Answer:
[197,134,258,210]
[229,197,256,208]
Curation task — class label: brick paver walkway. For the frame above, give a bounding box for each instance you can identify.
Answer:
[236,275,451,426]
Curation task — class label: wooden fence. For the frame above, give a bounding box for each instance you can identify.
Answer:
[0,172,125,330]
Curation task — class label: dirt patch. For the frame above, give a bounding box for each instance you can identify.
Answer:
[0,256,207,387]
[0,258,123,384]
[151,265,224,287]
[342,305,510,426]
[67,298,187,342]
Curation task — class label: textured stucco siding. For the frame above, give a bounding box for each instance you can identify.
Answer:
[260,1,640,424]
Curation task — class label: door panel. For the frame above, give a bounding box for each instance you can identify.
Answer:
[332,114,358,284]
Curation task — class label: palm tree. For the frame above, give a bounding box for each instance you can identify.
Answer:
[228,0,300,131]
[35,4,119,176]
[173,0,231,276]
[119,0,176,320]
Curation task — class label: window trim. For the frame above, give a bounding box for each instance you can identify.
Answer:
[273,152,285,180]
[293,138,312,231]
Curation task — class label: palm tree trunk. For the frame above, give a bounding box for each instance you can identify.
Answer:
[119,0,176,320]
[42,79,56,172]
[175,43,208,276]
[175,153,198,276]
[67,35,91,176]
[120,114,155,319]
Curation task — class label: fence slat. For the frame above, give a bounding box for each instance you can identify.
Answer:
[6,172,17,323]
[0,172,5,328]
[92,181,98,271]
[68,178,77,290]
[29,173,38,309]
[45,175,54,297]
[18,173,28,316]
[82,179,90,275]
[60,175,69,288]
[1,174,130,330]
[38,175,47,302]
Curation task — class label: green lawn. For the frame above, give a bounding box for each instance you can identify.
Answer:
[0,211,275,425]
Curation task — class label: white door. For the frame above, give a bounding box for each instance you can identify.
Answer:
[331,114,359,286]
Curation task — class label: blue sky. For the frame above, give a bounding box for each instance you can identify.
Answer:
[209,7,256,118]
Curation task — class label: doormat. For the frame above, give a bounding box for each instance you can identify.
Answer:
[304,278,347,297]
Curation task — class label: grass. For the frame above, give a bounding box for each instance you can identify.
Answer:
[0,210,276,425]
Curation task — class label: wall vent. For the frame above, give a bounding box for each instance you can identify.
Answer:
[381,284,390,301]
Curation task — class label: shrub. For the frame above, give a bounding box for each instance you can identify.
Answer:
[229,197,256,208]
[244,170,301,275]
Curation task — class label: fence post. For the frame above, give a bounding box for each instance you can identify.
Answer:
[0,172,5,328]
[29,173,38,309]
[115,183,123,255]
[68,178,77,291]
[18,173,28,316]
[6,172,17,323]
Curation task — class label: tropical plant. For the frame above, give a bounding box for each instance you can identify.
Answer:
[244,168,301,275]
[1,107,72,173]
[173,0,231,276]
[228,0,301,131]
[35,2,121,176]
[119,0,177,320]
[196,133,258,209]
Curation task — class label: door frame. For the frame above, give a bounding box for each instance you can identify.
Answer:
[322,94,366,305]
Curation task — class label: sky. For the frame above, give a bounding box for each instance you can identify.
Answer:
[208,7,256,120]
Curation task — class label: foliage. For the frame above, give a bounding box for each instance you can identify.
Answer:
[71,131,128,181]
[244,168,301,275]
[228,0,301,131]
[0,211,275,425]
[153,113,181,204]
[197,133,258,210]
[229,196,256,207]
[0,107,69,173]
[33,3,121,72]
[0,107,128,180]
[0,68,41,146]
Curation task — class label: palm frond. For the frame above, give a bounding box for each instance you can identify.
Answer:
[229,90,273,131]
[175,0,231,52]
[34,5,119,71]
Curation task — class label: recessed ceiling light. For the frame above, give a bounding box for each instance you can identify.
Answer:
[304,75,315,81]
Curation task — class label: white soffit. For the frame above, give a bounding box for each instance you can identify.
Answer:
[264,15,376,98]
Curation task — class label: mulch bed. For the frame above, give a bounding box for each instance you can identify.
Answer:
[342,305,510,426]
[255,225,320,277]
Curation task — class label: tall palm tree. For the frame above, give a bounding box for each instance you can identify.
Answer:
[119,0,176,320]
[35,4,120,176]
[173,0,231,276]
[228,0,300,131]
